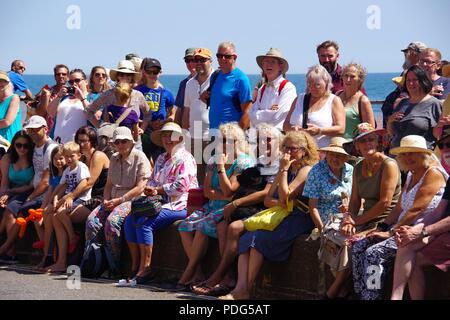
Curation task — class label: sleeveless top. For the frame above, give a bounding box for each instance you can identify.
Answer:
[8,164,34,188]
[90,151,109,198]
[398,166,448,225]
[274,169,309,215]
[0,95,21,143]
[343,103,360,140]
[49,175,62,190]
[355,157,401,223]
[290,93,335,148]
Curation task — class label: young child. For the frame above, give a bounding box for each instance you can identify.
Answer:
[104,82,140,142]
[34,145,66,269]
[45,142,91,273]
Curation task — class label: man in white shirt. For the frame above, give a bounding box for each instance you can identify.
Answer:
[182,48,214,185]
[250,48,297,131]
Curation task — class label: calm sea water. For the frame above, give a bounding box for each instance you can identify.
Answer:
[23,73,399,121]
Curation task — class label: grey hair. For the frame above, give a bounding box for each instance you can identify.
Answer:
[219,122,249,154]
[218,41,236,54]
[306,64,333,93]
[255,123,283,141]
[396,152,435,172]
[342,62,368,86]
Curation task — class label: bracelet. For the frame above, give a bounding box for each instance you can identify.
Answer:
[231,201,238,209]
[121,195,127,203]
[218,169,225,174]
[281,169,289,173]
[81,97,86,102]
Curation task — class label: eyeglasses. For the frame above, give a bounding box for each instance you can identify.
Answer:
[144,70,160,76]
[94,73,106,78]
[68,78,82,85]
[15,142,30,149]
[419,59,438,66]
[17,66,26,71]
[283,145,302,153]
[55,73,67,77]
[184,58,195,63]
[113,139,129,145]
[438,142,450,149]
[216,53,235,60]
[26,126,44,133]
[193,58,209,63]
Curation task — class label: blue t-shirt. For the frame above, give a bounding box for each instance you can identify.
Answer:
[209,68,252,129]
[134,85,175,121]
[7,71,28,93]
[175,76,192,108]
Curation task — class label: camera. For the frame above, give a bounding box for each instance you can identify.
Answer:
[65,85,75,96]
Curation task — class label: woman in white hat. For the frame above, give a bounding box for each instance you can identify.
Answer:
[84,127,151,278]
[352,134,448,300]
[0,71,21,143]
[83,60,150,150]
[122,122,198,285]
[249,48,297,131]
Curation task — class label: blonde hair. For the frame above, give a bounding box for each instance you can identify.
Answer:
[219,122,249,154]
[114,82,132,106]
[421,48,442,61]
[396,152,436,172]
[281,131,319,167]
[63,141,80,154]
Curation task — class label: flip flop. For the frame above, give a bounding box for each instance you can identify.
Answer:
[206,284,233,297]
[218,292,250,300]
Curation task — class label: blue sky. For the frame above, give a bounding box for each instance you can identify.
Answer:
[1,0,448,74]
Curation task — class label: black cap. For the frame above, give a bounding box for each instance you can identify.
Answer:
[141,58,161,71]
[125,53,140,60]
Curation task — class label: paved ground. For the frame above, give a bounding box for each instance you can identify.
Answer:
[0,264,214,300]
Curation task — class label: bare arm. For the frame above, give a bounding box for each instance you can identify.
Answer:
[309,198,324,231]
[27,169,50,200]
[283,97,298,132]
[0,95,20,128]
[393,168,446,228]
[239,101,252,130]
[0,155,10,192]
[354,160,399,225]
[360,95,376,128]
[181,107,190,130]
[321,96,345,136]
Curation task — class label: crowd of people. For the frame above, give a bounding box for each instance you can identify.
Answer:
[0,39,449,300]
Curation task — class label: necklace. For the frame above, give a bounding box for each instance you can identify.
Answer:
[364,159,380,177]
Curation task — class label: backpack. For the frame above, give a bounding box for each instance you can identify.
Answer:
[258,79,289,103]
[205,70,241,113]
[80,240,108,278]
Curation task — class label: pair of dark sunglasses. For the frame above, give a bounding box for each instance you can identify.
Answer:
[15,143,30,149]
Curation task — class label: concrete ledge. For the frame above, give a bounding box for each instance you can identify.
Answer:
[11,221,450,299]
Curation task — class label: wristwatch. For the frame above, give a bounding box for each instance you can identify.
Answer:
[421,227,429,238]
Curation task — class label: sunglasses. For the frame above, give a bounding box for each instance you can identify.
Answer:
[113,139,129,145]
[55,72,68,76]
[68,78,82,85]
[193,58,209,63]
[283,145,303,153]
[184,58,195,63]
[94,73,106,78]
[438,142,450,149]
[144,70,160,76]
[18,66,26,71]
[216,53,235,60]
[15,142,30,149]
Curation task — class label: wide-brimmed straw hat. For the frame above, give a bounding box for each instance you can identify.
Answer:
[390,135,433,155]
[0,71,10,82]
[256,48,289,74]
[109,60,141,83]
[151,122,184,147]
[343,123,388,156]
[318,137,354,159]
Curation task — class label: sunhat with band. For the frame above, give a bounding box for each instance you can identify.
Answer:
[151,122,184,147]
[389,135,433,155]
[318,137,355,160]
[256,48,289,74]
[109,60,141,83]
[343,122,388,157]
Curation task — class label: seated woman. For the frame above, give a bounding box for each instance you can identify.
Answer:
[351,135,448,300]
[283,64,345,148]
[302,137,354,299]
[123,122,198,284]
[84,127,151,278]
[219,131,319,300]
[176,122,255,289]
[192,123,283,296]
[0,131,34,261]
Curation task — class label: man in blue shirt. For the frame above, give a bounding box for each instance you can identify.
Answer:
[202,42,252,131]
[7,60,33,100]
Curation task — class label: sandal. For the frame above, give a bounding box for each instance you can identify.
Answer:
[172,283,192,292]
[218,292,250,300]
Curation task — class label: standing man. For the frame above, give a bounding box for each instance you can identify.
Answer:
[7,60,33,100]
[316,41,344,94]
[419,48,449,100]
[401,41,427,70]
[175,48,197,124]
[182,48,214,184]
[202,41,252,131]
